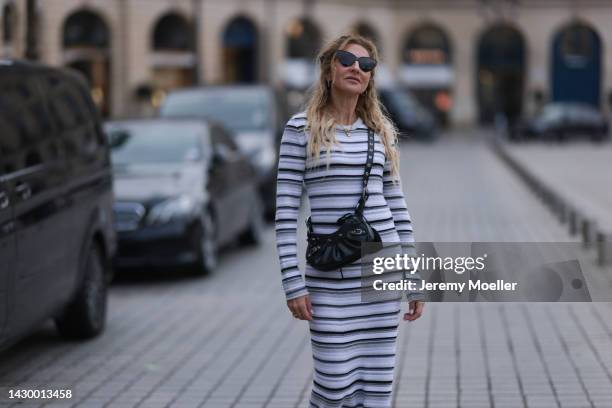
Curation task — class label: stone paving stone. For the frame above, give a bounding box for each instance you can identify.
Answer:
[0,132,610,408]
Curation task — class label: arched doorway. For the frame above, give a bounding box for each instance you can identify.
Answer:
[401,24,453,126]
[477,24,526,125]
[286,17,320,61]
[151,12,196,96]
[63,9,111,117]
[283,17,321,112]
[222,16,257,83]
[352,22,392,87]
[551,22,601,108]
[352,22,381,53]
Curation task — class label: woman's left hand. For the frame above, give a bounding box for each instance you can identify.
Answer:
[403,300,425,321]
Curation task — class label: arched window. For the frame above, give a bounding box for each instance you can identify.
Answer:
[149,12,196,96]
[352,22,381,53]
[286,18,321,60]
[477,24,526,124]
[401,23,454,126]
[404,24,451,64]
[62,9,111,117]
[551,22,602,107]
[152,13,193,51]
[63,10,109,48]
[222,16,258,83]
[559,23,594,66]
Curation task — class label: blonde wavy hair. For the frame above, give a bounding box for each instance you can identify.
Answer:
[304,34,400,182]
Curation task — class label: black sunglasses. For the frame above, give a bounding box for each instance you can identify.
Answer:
[334,50,377,73]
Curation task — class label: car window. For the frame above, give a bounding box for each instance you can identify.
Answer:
[540,105,565,123]
[161,88,271,133]
[0,106,19,175]
[44,72,105,164]
[381,89,422,120]
[210,125,239,152]
[106,122,203,166]
[209,125,242,165]
[0,70,55,174]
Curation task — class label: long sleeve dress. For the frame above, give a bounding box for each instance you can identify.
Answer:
[275,112,424,408]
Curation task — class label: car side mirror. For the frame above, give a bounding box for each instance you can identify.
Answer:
[212,145,232,167]
[107,130,129,148]
[211,151,223,168]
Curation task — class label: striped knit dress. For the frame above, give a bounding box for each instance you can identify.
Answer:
[275,112,425,408]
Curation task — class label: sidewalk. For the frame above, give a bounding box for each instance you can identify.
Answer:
[494,139,612,263]
[394,133,612,408]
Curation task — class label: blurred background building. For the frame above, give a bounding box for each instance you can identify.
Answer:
[2,0,612,127]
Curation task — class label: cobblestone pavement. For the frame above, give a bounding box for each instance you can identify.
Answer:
[392,131,612,408]
[0,130,611,408]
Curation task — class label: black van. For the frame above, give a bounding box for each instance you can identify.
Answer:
[0,59,116,350]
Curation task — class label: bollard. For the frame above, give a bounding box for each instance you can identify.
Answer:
[557,201,569,224]
[581,218,597,248]
[597,232,612,266]
[568,209,581,236]
[550,197,560,218]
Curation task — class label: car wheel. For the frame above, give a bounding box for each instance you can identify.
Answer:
[240,197,264,246]
[55,243,107,339]
[191,211,218,275]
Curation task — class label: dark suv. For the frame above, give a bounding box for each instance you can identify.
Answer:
[0,60,116,350]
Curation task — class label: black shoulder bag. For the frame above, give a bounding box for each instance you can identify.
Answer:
[305,128,383,271]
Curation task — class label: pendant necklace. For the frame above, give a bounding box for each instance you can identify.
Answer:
[343,127,351,137]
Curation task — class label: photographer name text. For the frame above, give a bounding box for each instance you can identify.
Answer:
[372,279,518,292]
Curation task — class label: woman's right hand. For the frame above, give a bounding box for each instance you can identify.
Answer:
[287,294,313,320]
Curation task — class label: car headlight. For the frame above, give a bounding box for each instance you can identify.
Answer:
[146,195,199,226]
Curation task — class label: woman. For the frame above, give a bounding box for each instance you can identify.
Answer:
[275,34,425,407]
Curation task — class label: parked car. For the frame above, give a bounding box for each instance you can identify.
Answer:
[377,87,437,141]
[0,60,116,351]
[159,85,285,219]
[516,102,609,141]
[104,118,264,275]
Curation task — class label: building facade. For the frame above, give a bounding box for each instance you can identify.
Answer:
[2,0,611,126]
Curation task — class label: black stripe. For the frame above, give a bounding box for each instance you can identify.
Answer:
[311,336,397,347]
[310,204,387,212]
[313,378,392,393]
[309,192,382,199]
[311,388,391,404]
[314,365,396,377]
[309,298,401,308]
[305,174,383,183]
[310,325,399,336]
[312,353,396,364]
[312,310,400,321]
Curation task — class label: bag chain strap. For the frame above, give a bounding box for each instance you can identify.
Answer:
[306,128,374,233]
[356,129,374,215]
